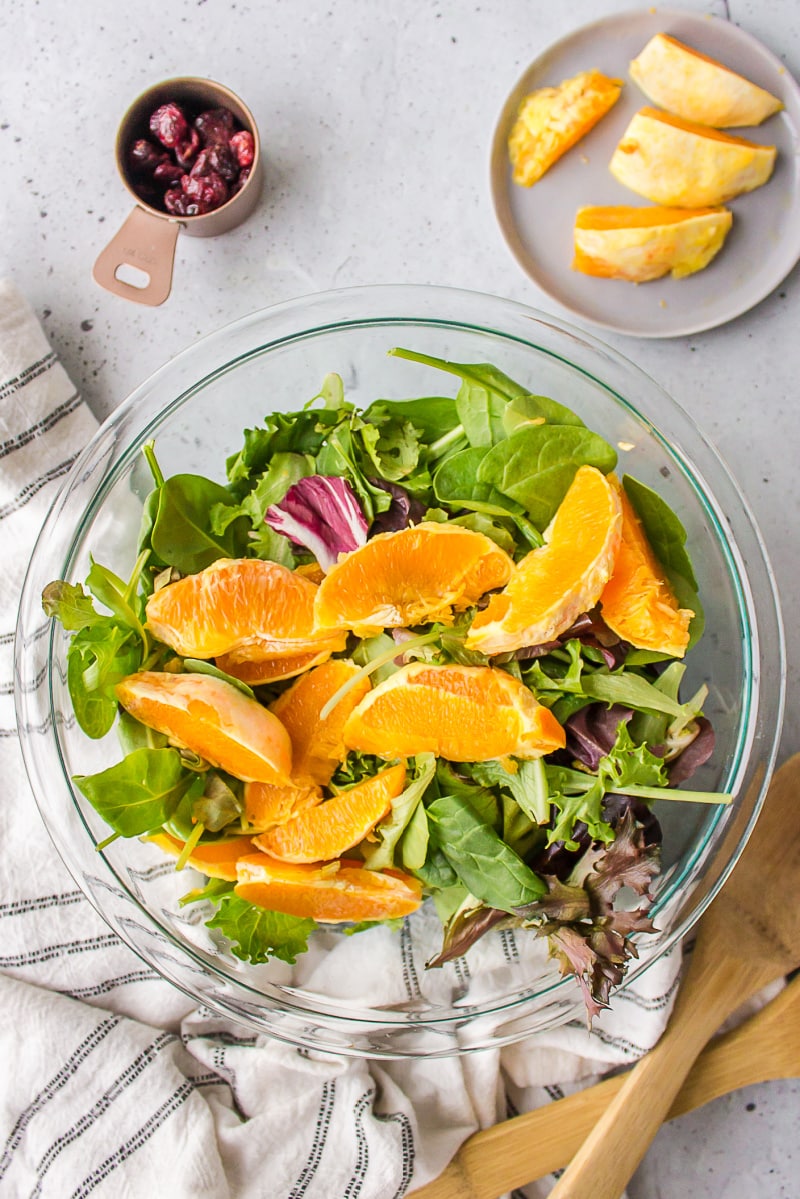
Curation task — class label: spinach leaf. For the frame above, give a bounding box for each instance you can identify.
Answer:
[427,793,546,912]
[435,760,500,828]
[433,447,524,518]
[469,757,550,825]
[116,708,168,753]
[502,393,585,434]
[74,747,196,837]
[477,426,617,529]
[150,474,250,573]
[449,512,516,554]
[206,894,316,965]
[413,847,459,890]
[623,474,704,647]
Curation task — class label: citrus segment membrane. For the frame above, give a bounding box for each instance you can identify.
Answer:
[115,671,293,784]
[467,465,622,655]
[253,763,406,863]
[235,856,423,923]
[609,107,777,207]
[313,522,514,635]
[145,557,346,659]
[629,33,783,128]
[269,659,373,786]
[509,69,623,187]
[600,480,694,657]
[573,205,733,282]
[342,662,565,762]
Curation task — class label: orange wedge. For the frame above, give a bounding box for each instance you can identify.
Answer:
[145,557,347,659]
[509,69,623,187]
[342,662,565,761]
[243,780,324,832]
[313,522,514,636]
[216,645,338,686]
[609,107,776,207]
[466,465,622,655]
[235,856,423,923]
[629,34,782,128]
[573,205,732,282]
[254,763,406,863]
[115,671,292,784]
[269,659,373,786]
[147,832,256,881]
[600,481,694,657]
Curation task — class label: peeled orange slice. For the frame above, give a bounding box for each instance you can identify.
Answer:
[630,34,783,128]
[342,662,565,762]
[147,832,256,881]
[216,645,338,686]
[509,69,623,187]
[145,557,347,660]
[600,481,694,657]
[235,856,423,923]
[115,671,292,784]
[467,465,622,655]
[253,763,406,863]
[573,205,732,282]
[313,522,514,636]
[269,659,373,786]
[243,780,323,832]
[609,107,776,207]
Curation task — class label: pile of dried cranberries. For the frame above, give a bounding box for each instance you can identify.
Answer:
[128,101,255,217]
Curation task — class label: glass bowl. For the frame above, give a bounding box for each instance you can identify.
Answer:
[15,285,785,1057]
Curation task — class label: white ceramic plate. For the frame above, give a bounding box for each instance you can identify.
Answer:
[490,8,800,338]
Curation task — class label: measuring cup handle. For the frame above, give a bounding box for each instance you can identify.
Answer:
[92,206,180,306]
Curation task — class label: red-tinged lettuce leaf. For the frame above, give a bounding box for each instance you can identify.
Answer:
[265,475,368,571]
[368,478,426,534]
[667,716,715,786]
[565,703,633,771]
[426,904,508,968]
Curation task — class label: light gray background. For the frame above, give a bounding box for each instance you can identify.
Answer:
[1,0,797,1195]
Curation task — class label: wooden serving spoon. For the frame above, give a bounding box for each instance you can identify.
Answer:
[409,969,800,1199]
[547,751,800,1199]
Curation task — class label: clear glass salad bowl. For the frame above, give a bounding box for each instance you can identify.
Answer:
[15,284,785,1057]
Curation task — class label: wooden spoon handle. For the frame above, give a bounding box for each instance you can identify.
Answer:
[548,951,770,1199]
[409,976,800,1199]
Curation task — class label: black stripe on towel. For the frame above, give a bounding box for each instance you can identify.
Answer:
[288,1079,337,1198]
[342,1088,374,1199]
[0,390,83,460]
[0,351,57,402]
[0,455,79,522]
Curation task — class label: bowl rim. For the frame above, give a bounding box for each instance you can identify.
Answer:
[15,283,786,1053]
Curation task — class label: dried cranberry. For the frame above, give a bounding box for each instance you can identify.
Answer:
[164,187,200,217]
[191,144,238,182]
[175,127,201,169]
[129,138,170,176]
[153,158,185,187]
[181,169,229,212]
[195,107,236,146]
[149,102,190,149]
[231,165,251,194]
[229,130,255,168]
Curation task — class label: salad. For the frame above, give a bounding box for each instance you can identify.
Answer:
[43,347,727,1021]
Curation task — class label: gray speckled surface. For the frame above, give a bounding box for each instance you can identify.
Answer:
[1,0,798,1193]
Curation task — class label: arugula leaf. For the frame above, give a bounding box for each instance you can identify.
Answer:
[362,754,436,870]
[477,426,617,529]
[206,893,316,964]
[74,748,196,837]
[149,474,250,573]
[42,580,105,631]
[427,794,546,912]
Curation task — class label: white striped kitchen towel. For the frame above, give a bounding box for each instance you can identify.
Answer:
[0,276,682,1199]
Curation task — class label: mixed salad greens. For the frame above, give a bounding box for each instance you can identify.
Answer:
[43,348,727,1020]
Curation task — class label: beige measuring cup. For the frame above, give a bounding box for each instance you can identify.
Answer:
[93,77,263,306]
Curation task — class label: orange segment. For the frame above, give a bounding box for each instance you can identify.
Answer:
[115,671,292,784]
[235,856,423,923]
[600,481,694,657]
[147,832,255,881]
[313,522,514,636]
[145,557,347,659]
[342,663,565,761]
[216,644,339,685]
[466,466,622,655]
[269,659,373,785]
[509,70,623,187]
[243,780,324,831]
[254,763,406,863]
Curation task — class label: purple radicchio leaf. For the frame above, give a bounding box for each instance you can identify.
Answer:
[368,478,426,535]
[265,475,368,572]
[667,716,715,786]
[565,703,633,770]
